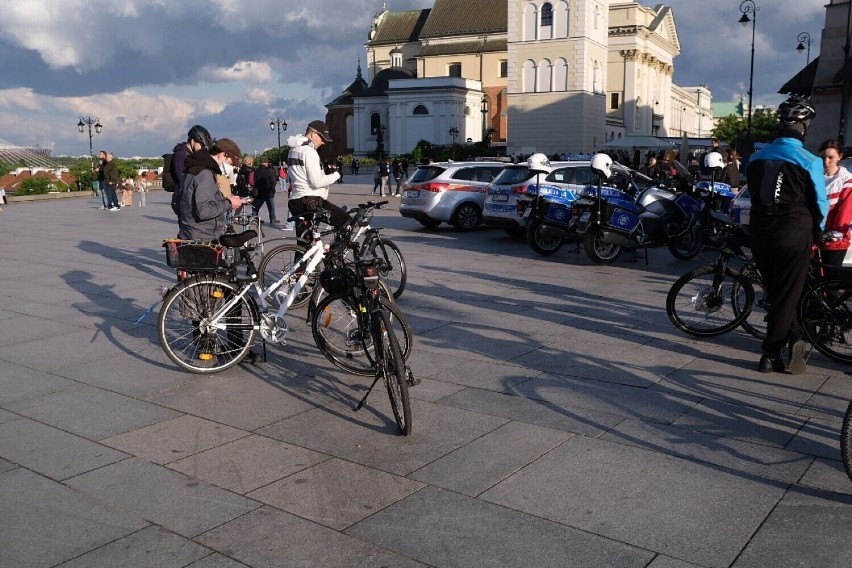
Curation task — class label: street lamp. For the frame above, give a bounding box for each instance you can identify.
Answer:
[796,31,812,64]
[738,0,759,133]
[76,116,102,172]
[480,96,489,143]
[449,126,459,159]
[376,124,386,160]
[269,117,287,167]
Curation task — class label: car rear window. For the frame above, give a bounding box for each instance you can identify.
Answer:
[451,166,504,183]
[492,167,535,185]
[409,166,446,183]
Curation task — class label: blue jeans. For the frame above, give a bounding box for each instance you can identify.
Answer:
[98,181,107,207]
[103,183,119,208]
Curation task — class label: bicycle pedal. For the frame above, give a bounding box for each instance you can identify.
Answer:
[405,367,420,386]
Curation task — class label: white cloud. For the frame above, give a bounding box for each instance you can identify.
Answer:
[197,61,274,84]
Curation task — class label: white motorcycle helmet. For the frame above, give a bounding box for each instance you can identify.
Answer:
[704,151,724,171]
[591,153,612,180]
[527,153,552,175]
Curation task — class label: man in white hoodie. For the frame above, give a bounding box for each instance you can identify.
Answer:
[286,120,349,236]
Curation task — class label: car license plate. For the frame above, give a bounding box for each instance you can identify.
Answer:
[405,190,420,197]
[491,194,509,202]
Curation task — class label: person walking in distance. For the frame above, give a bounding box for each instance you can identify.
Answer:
[103,152,121,210]
[252,157,279,226]
[286,120,349,237]
[747,95,828,374]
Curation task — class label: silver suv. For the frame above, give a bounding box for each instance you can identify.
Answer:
[399,161,507,230]
[483,161,593,235]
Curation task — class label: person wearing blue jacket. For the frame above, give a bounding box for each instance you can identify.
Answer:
[747,95,828,374]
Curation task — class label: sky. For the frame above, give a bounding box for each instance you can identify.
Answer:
[0,0,828,159]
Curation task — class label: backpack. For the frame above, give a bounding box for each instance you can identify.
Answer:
[162,153,176,192]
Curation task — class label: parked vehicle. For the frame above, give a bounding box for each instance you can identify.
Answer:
[399,161,506,230]
[572,154,704,264]
[483,160,593,237]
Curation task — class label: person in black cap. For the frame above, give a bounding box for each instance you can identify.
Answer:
[286,120,349,236]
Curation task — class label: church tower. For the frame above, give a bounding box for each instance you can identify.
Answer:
[507,0,609,155]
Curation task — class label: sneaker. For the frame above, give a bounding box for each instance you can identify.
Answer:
[758,355,785,373]
[787,340,808,375]
[108,206,119,211]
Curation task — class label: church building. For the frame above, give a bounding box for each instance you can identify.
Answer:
[324,0,712,157]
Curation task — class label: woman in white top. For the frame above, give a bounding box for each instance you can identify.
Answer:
[817,138,852,266]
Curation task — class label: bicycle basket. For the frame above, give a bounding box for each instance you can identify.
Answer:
[319,266,357,295]
[163,239,224,270]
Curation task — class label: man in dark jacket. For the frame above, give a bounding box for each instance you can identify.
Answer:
[252,157,279,225]
[103,152,121,210]
[174,134,243,240]
[747,95,828,374]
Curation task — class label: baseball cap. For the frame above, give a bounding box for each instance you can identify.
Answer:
[212,138,242,163]
[261,156,271,164]
[308,120,333,143]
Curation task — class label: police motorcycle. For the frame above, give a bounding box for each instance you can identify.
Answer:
[695,151,738,247]
[572,153,704,264]
[523,153,580,255]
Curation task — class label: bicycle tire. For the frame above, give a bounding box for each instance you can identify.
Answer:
[733,262,767,340]
[666,266,753,337]
[376,309,412,436]
[798,279,852,364]
[841,398,852,483]
[158,275,257,374]
[257,243,318,310]
[311,294,413,376]
[371,237,407,299]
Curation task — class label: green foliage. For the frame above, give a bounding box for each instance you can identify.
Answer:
[0,162,12,178]
[19,177,52,194]
[115,160,138,181]
[712,107,780,148]
[259,147,288,165]
[68,159,96,190]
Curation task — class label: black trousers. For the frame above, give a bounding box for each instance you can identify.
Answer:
[288,196,350,237]
[750,225,813,359]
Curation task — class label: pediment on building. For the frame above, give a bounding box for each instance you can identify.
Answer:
[648,6,680,54]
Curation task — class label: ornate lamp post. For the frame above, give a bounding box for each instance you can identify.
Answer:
[77,116,102,171]
[738,0,759,132]
[480,96,489,143]
[269,117,287,167]
[449,126,459,158]
[796,32,812,64]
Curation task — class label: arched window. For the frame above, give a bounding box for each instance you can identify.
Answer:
[592,60,600,93]
[523,3,537,40]
[412,104,429,115]
[538,58,552,92]
[594,3,600,30]
[370,112,381,135]
[554,0,569,37]
[523,59,537,92]
[541,3,553,26]
[390,48,403,68]
[554,58,568,91]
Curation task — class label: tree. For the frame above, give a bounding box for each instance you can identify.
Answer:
[20,177,51,194]
[712,108,779,148]
[69,159,96,191]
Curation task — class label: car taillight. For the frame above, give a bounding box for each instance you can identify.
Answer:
[362,264,380,288]
[511,185,528,195]
[421,183,450,193]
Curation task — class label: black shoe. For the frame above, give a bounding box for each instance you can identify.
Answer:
[758,355,785,373]
[787,340,808,375]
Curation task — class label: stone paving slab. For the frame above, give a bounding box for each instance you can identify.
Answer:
[2,189,852,567]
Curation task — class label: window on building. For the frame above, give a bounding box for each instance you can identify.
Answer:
[370,112,381,135]
[610,93,620,110]
[499,60,508,78]
[523,60,536,92]
[448,63,462,77]
[594,3,600,30]
[541,2,553,27]
[391,50,403,67]
[412,104,429,115]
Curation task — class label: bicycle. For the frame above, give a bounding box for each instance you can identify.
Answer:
[842,400,852,483]
[158,209,413,373]
[310,255,417,435]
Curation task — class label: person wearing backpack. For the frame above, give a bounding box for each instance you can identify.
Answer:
[252,157,279,226]
[164,125,210,193]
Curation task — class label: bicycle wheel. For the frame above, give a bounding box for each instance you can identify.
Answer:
[734,262,767,340]
[841,399,852,482]
[311,294,413,376]
[158,275,256,374]
[666,266,753,337]
[799,279,852,364]
[257,243,317,309]
[375,309,411,435]
[368,237,407,299]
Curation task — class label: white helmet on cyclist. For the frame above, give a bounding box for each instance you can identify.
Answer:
[704,151,724,171]
[527,153,552,174]
[591,153,612,180]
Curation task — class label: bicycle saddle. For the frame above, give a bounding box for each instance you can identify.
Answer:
[219,230,257,248]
